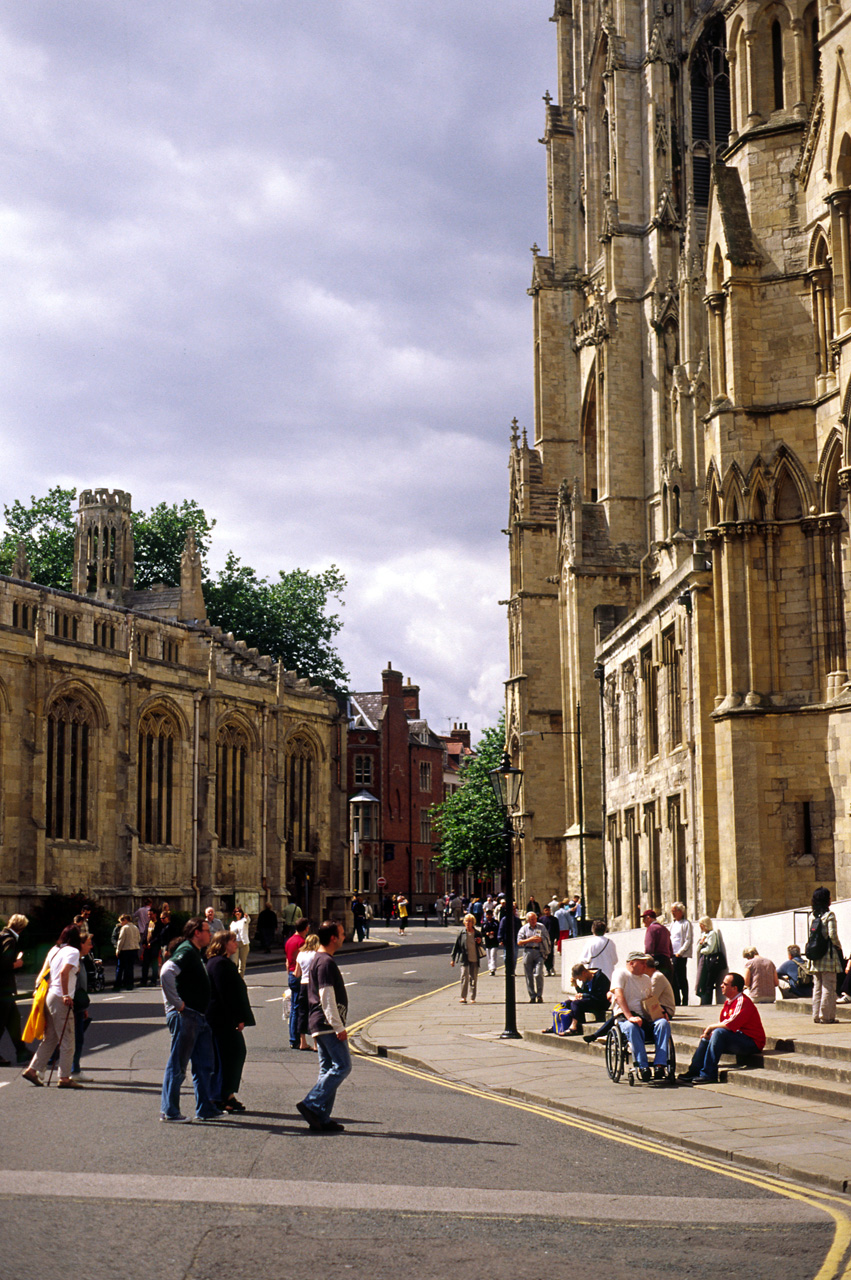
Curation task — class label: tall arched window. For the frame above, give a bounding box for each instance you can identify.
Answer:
[690,17,731,212]
[772,21,784,110]
[581,367,598,502]
[46,693,94,841]
[137,706,179,846]
[285,735,315,854]
[811,231,835,378]
[216,720,250,850]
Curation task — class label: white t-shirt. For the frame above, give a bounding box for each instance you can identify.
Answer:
[48,945,80,997]
[610,963,651,1016]
[230,917,250,945]
[297,949,318,986]
[580,935,618,980]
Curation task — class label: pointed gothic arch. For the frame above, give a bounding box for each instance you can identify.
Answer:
[581,363,599,502]
[819,432,844,512]
[137,702,182,847]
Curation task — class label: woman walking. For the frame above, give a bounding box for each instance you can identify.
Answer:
[293,932,321,1050]
[22,925,83,1088]
[206,930,256,1112]
[450,913,483,1004]
[807,886,844,1024]
[230,906,251,977]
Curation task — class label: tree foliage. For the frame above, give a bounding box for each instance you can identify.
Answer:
[204,553,349,692]
[131,499,215,591]
[431,719,507,874]
[0,488,349,692]
[0,485,76,590]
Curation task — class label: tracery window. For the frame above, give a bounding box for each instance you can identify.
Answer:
[811,232,835,378]
[137,706,178,846]
[419,761,432,792]
[663,627,682,747]
[46,693,94,841]
[216,720,250,850]
[285,735,314,854]
[690,17,730,211]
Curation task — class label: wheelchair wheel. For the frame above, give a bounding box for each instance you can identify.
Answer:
[665,1039,677,1083]
[605,1025,624,1083]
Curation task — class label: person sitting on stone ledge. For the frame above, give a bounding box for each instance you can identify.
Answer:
[555,962,611,1036]
[643,954,675,1019]
[742,946,780,1004]
[678,972,765,1086]
[778,944,812,999]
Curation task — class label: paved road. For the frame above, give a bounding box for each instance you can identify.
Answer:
[0,929,836,1280]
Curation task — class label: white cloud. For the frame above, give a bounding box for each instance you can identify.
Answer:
[0,0,554,733]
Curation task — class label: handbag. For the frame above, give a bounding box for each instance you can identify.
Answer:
[641,993,665,1021]
[476,940,486,960]
[22,974,49,1043]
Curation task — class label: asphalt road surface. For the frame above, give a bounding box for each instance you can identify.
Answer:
[0,927,838,1280]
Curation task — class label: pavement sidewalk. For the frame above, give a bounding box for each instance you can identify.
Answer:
[355,972,851,1196]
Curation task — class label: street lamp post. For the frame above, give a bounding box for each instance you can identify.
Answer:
[488,751,523,1040]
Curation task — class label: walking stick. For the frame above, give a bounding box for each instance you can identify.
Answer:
[46,1002,73,1087]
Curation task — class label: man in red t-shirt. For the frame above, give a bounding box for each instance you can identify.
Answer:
[285,918,309,1049]
[678,972,766,1085]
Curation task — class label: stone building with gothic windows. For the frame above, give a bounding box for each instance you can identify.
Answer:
[506,0,851,924]
[0,487,348,924]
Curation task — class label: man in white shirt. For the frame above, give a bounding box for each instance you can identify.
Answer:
[517,912,549,1003]
[580,919,618,980]
[610,950,672,1083]
[669,902,694,1006]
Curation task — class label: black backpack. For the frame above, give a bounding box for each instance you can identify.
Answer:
[805,915,830,961]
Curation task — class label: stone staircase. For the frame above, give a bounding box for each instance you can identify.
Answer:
[524,1001,851,1110]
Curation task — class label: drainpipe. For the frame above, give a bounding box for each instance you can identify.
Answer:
[593,664,608,915]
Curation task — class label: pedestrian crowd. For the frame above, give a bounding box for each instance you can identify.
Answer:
[3,902,353,1134]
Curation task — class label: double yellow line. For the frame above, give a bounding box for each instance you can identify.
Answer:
[349,988,851,1280]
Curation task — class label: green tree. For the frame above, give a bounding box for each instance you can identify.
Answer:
[204,553,349,692]
[0,485,76,589]
[131,499,215,590]
[431,719,507,875]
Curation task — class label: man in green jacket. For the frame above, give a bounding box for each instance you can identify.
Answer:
[159,917,223,1123]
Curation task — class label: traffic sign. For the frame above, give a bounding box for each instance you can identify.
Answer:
[377,876,387,887]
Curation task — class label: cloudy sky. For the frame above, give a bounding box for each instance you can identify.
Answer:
[0,1,554,739]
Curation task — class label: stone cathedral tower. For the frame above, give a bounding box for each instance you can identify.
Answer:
[507,0,851,922]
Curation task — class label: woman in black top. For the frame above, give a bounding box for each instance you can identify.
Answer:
[206,931,256,1112]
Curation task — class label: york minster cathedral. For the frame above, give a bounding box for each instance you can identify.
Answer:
[506,0,851,923]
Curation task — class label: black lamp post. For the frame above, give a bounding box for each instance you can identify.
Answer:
[488,751,523,1039]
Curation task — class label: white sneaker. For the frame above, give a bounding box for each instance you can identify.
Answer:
[837,994,850,1004]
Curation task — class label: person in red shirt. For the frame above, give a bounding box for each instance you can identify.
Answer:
[285,918,310,1049]
[678,972,766,1085]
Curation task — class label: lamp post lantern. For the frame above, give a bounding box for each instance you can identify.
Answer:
[488,751,523,1039]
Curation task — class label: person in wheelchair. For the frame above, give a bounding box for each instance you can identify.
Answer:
[610,950,673,1083]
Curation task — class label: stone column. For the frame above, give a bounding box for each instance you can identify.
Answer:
[830,191,851,331]
[790,19,807,116]
[744,32,762,124]
[707,292,727,399]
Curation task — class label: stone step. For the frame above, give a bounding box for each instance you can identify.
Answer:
[776,997,851,1019]
[726,1064,851,1109]
[526,1027,851,1108]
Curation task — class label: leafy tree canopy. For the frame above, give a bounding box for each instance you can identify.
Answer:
[431,718,507,875]
[131,499,215,591]
[204,553,349,692]
[0,484,76,590]
[0,488,349,692]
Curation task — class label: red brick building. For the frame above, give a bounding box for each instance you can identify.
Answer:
[347,665,457,914]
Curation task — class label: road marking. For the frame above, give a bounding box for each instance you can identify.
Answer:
[348,985,851,1280]
[89,1044,110,1052]
[402,971,417,975]
[0,1082,8,1089]
[266,997,283,1003]
[102,996,124,1003]
[0,1170,825,1224]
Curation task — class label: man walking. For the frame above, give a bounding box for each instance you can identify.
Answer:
[540,905,560,977]
[159,917,223,1122]
[517,912,549,1003]
[297,921,351,1132]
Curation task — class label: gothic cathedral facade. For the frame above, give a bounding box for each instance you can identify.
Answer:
[507,0,851,923]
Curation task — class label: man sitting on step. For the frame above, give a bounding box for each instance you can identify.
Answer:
[678,972,766,1086]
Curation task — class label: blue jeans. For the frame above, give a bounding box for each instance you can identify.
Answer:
[688,1028,758,1082]
[288,972,301,1047]
[160,1008,220,1119]
[301,1032,352,1123]
[621,1016,671,1068]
